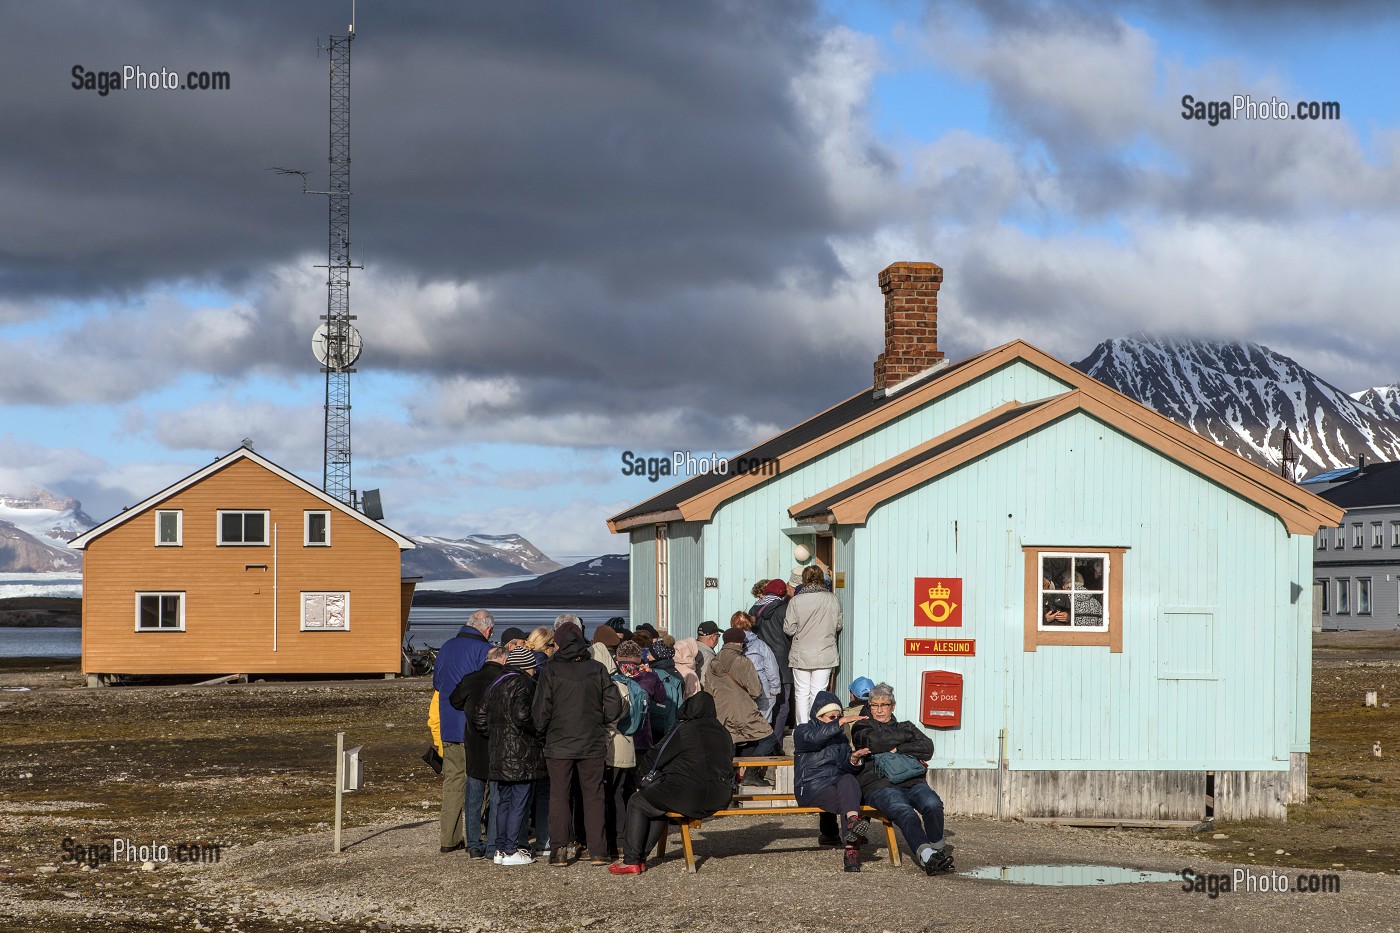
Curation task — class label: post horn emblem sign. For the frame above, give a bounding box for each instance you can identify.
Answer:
[914,577,963,627]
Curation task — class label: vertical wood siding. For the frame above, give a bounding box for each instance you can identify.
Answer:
[629,527,657,629]
[82,459,404,675]
[667,521,706,633]
[850,410,1310,773]
[687,361,1071,640]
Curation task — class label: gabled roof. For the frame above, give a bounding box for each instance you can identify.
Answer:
[1315,461,1400,509]
[789,389,1344,534]
[789,399,1050,521]
[609,338,1343,535]
[607,343,1034,532]
[69,447,416,550]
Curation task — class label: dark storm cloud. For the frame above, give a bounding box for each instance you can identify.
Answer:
[0,0,847,301]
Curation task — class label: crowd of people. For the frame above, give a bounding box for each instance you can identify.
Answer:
[425,565,953,876]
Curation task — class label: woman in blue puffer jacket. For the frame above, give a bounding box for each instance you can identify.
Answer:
[793,690,872,871]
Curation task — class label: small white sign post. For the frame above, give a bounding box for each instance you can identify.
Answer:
[333,732,364,853]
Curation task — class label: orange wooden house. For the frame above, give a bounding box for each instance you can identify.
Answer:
[69,447,417,684]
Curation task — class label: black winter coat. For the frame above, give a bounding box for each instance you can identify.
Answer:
[750,599,793,683]
[472,669,546,783]
[532,634,624,759]
[449,660,505,781]
[792,690,859,806]
[850,716,932,794]
[637,692,735,819]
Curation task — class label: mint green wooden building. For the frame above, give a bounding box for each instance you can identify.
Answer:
[610,262,1341,820]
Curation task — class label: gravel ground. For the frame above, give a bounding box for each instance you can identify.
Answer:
[2,652,1397,933]
[5,812,1396,933]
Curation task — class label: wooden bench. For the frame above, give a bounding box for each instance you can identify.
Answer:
[654,756,903,873]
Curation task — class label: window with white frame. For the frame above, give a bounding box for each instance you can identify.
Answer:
[1336,578,1350,614]
[1316,529,1327,550]
[1319,579,1329,614]
[155,510,182,546]
[1392,521,1400,547]
[301,592,349,631]
[1372,523,1384,547]
[136,592,185,631]
[1358,578,1372,615]
[218,510,269,546]
[305,510,330,547]
[1037,552,1108,631]
[1334,526,1344,549]
[655,524,669,635]
[1352,523,1363,548]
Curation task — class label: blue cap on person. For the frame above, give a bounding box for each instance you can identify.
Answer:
[849,676,875,700]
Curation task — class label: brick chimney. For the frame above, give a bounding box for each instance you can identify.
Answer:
[873,261,944,392]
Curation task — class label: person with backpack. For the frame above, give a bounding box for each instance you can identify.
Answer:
[608,692,737,875]
[645,642,686,737]
[703,628,778,761]
[615,641,666,753]
[532,623,624,866]
[471,646,547,865]
[591,641,636,860]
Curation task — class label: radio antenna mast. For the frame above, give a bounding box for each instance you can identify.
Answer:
[273,8,360,506]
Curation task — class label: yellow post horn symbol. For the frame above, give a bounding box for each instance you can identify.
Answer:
[919,583,957,623]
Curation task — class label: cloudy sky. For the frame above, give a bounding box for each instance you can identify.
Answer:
[2,0,1398,556]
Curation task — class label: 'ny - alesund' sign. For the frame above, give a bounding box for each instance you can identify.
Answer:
[905,638,975,656]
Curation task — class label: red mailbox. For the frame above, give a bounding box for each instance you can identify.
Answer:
[920,670,963,728]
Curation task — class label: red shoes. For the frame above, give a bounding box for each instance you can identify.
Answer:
[607,861,646,875]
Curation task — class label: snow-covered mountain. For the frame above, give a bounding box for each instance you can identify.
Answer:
[401,533,561,581]
[505,553,627,599]
[0,492,97,543]
[0,486,556,581]
[1353,384,1400,422]
[0,492,93,572]
[414,554,629,607]
[1074,335,1400,475]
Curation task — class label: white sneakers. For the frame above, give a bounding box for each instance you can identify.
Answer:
[497,851,534,866]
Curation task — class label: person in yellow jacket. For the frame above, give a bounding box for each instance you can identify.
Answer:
[425,691,444,772]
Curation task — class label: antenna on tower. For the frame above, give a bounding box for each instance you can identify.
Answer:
[273,10,361,508]
[1281,432,1298,483]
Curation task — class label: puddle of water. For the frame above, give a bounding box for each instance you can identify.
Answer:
[962,864,1181,886]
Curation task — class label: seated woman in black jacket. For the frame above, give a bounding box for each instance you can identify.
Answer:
[794,690,873,872]
[608,691,735,874]
[850,683,953,874]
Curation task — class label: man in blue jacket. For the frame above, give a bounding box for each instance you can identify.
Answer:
[432,609,494,852]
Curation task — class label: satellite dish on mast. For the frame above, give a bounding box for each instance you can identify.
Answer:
[313,323,363,369]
